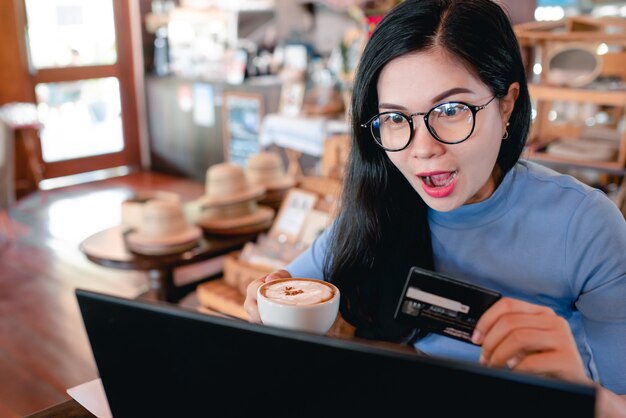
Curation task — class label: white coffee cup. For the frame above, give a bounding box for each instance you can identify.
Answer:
[257,278,340,334]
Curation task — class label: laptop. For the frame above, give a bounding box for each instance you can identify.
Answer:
[75,289,596,418]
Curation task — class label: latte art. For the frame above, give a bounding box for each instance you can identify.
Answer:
[261,279,335,306]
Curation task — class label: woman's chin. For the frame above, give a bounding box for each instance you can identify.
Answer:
[419,193,463,212]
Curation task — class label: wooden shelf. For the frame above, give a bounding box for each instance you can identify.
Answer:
[515,16,626,45]
[528,84,626,106]
[524,147,626,175]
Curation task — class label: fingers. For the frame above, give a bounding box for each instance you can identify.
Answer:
[482,325,562,368]
[243,269,292,324]
[473,297,588,383]
[479,312,559,365]
[510,351,591,385]
[472,297,552,345]
[265,269,292,282]
[243,278,263,323]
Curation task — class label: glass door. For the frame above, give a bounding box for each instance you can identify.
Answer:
[22,0,141,179]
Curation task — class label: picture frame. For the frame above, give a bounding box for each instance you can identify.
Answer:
[222,92,264,166]
[278,82,305,117]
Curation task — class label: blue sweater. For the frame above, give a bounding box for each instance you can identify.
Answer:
[286,160,626,394]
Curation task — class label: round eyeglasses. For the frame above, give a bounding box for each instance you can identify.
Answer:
[360,96,497,151]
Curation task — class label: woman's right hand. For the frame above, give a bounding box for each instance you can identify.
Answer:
[243,269,292,323]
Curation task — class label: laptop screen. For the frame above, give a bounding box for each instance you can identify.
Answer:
[76,289,596,418]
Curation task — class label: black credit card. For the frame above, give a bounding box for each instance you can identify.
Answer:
[394,266,501,344]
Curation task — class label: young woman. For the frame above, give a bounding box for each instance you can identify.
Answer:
[244,0,626,414]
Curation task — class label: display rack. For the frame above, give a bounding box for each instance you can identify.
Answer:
[515,16,626,174]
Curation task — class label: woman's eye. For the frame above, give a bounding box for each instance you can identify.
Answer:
[445,107,458,116]
[437,104,466,119]
[383,113,406,125]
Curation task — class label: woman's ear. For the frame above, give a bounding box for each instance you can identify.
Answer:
[500,82,520,123]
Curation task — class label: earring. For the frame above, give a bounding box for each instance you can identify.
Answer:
[502,122,510,140]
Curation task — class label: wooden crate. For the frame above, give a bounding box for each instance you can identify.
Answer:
[223,250,273,295]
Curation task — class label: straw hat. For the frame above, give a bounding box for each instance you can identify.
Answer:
[200,163,265,207]
[245,151,296,191]
[121,191,180,230]
[197,199,275,233]
[125,199,202,252]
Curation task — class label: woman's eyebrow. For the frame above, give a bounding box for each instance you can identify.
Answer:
[378,87,476,111]
[431,87,474,103]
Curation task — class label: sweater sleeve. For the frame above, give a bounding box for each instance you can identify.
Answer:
[567,190,626,394]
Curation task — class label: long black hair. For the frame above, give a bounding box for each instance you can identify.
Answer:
[324,0,532,341]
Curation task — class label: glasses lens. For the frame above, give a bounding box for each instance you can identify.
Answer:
[428,103,474,143]
[371,112,411,150]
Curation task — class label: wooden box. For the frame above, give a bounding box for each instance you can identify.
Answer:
[222,250,273,295]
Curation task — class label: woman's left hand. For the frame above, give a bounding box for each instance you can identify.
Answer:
[472,297,591,385]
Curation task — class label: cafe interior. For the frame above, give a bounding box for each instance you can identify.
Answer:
[1,0,626,416]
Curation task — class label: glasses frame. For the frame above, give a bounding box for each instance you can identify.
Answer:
[361,96,497,151]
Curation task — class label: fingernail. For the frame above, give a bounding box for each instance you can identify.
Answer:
[479,354,487,365]
[472,329,482,345]
[506,357,519,369]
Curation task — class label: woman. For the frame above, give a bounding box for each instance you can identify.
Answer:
[244,0,626,415]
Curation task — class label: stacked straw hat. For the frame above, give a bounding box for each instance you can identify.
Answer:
[197,162,275,235]
[245,151,296,210]
[124,198,202,255]
[121,190,180,231]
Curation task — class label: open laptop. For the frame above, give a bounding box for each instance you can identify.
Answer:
[75,289,596,418]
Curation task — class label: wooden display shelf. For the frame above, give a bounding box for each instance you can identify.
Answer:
[528,84,626,106]
[515,16,626,45]
[524,146,626,174]
[526,84,626,171]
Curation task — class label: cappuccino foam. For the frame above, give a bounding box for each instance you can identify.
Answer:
[262,279,334,306]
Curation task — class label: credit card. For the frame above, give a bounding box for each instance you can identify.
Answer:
[394,266,501,344]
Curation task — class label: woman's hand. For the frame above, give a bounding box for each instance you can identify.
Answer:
[472,297,590,385]
[243,269,291,323]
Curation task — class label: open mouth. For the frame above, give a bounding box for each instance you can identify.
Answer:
[421,171,458,188]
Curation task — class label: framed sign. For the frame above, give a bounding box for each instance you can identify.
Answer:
[222,92,264,166]
[269,188,318,244]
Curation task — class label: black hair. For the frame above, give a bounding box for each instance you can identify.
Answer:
[324,0,532,342]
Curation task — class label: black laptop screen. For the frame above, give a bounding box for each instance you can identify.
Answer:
[76,289,596,418]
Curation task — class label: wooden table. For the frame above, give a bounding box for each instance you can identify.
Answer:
[79,225,260,302]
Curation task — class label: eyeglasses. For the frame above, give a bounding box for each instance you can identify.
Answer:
[360,96,497,151]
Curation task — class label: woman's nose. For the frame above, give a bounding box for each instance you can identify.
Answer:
[408,117,445,159]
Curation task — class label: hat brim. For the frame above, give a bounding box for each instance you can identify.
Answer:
[261,187,291,200]
[126,239,200,256]
[200,216,274,236]
[197,205,275,230]
[125,226,202,248]
[255,176,296,191]
[199,185,266,208]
